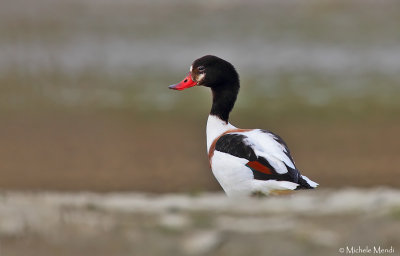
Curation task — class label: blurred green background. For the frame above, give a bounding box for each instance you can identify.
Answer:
[1,0,399,192]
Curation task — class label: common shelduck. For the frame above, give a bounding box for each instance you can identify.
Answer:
[169,55,318,197]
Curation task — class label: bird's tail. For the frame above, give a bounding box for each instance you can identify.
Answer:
[296,175,319,189]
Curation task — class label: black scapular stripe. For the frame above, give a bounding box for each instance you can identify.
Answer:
[215,134,257,161]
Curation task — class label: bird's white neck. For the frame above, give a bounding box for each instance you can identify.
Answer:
[206,114,236,153]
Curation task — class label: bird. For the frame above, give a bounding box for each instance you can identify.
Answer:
[168,55,318,197]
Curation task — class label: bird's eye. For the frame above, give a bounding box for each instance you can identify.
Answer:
[198,66,205,72]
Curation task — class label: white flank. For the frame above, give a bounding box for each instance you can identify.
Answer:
[252,180,299,193]
[211,151,255,197]
[190,65,193,72]
[211,151,299,197]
